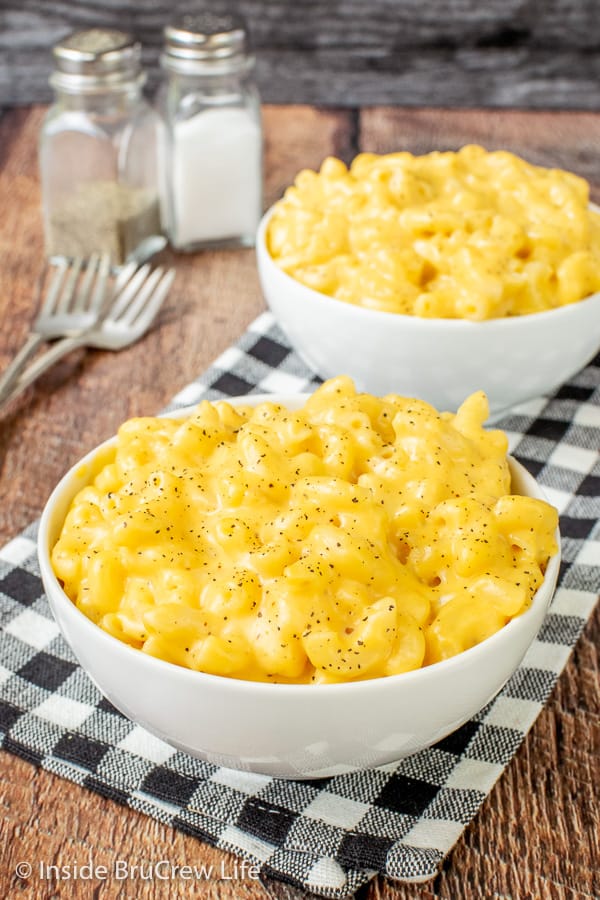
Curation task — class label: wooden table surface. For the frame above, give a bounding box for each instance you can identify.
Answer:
[0,105,598,900]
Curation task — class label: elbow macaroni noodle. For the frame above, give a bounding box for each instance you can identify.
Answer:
[52,378,558,683]
[266,145,600,320]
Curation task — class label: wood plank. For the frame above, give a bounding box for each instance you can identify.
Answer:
[0,753,307,899]
[0,104,353,545]
[359,108,600,200]
[358,107,600,900]
[0,103,351,900]
[263,106,358,205]
[0,105,598,900]
[2,1,600,108]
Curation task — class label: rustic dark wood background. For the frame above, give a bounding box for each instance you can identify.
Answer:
[2,0,600,108]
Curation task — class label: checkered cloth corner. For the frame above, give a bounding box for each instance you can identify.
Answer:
[1,311,599,898]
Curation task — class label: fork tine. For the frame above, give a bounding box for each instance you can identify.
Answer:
[130,268,175,330]
[113,260,139,298]
[71,253,99,313]
[0,257,80,403]
[56,257,83,313]
[109,263,152,320]
[39,259,69,316]
[1,264,176,407]
[89,252,112,317]
[106,260,140,316]
[118,266,165,327]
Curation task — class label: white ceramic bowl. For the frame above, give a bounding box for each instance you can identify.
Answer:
[38,396,561,779]
[256,208,600,418]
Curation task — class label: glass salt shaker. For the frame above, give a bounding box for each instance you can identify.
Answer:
[39,29,164,265]
[157,13,263,251]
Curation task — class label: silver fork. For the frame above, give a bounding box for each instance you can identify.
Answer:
[0,253,112,402]
[0,264,175,410]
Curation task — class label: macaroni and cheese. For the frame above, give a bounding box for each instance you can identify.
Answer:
[52,378,558,683]
[267,145,600,320]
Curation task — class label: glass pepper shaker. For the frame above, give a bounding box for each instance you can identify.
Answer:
[157,13,263,251]
[39,29,164,265]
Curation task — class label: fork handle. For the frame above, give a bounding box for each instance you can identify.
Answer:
[0,333,46,404]
[0,333,89,410]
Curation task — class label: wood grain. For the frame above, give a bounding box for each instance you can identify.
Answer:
[0,105,598,900]
[2,0,600,108]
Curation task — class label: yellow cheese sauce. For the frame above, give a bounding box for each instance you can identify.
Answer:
[52,378,558,683]
[267,145,600,320]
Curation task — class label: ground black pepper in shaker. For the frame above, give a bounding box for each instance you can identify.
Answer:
[39,29,164,265]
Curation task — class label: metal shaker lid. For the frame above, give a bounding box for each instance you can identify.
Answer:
[51,29,143,92]
[162,13,253,73]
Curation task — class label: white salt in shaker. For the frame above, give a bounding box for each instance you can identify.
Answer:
[157,13,263,251]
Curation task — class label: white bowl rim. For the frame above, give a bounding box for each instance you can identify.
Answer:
[38,394,561,696]
[257,204,600,329]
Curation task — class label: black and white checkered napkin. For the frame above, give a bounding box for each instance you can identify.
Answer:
[1,312,599,897]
